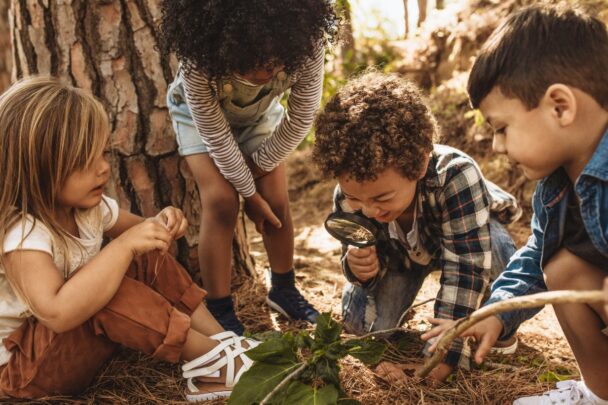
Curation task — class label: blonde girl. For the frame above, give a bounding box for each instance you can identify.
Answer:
[0,76,257,401]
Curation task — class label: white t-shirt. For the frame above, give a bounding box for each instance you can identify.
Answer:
[0,195,119,365]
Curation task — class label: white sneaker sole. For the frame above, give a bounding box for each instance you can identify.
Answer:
[266,297,293,320]
[186,390,232,402]
[490,337,518,355]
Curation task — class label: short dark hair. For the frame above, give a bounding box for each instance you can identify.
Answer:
[312,72,437,182]
[468,4,608,109]
[159,0,337,81]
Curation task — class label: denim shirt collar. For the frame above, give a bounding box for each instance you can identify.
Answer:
[539,128,608,207]
[580,127,608,181]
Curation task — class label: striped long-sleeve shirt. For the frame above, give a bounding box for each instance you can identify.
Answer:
[180,46,325,197]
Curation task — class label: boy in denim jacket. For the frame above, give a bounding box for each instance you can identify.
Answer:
[312,72,522,383]
[440,5,608,404]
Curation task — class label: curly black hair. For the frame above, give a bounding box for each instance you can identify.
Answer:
[159,0,338,80]
[313,72,438,182]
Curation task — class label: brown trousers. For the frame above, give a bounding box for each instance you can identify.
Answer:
[0,251,206,398]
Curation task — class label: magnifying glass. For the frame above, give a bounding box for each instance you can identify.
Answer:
[324,211,380,248]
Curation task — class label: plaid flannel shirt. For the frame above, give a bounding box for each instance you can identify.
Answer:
[335,144,521,369]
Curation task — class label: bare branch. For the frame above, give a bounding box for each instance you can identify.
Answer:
[259,363,307,405]
[416,290,604,378]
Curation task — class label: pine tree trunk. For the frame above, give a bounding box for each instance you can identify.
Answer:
[8,0,256,282]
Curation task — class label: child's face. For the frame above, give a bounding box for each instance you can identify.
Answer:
[338,167,418,223]
[57,148,111,211]
[237,63,285,86]
[479,86,570,180]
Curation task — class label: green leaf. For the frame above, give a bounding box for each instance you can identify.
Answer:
[249,330,284,342]
[295,331,314,349]
[314,313,342,346]
[539,370,573,383]
[228,362,303,405]
[276,381,339,405]
[315,356,341,387]
[245,337,297,364]
[343,339,386,365]
[324,341,348,361]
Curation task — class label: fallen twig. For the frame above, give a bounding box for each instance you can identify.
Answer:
[259,363,307,405]
[417,290,604,378]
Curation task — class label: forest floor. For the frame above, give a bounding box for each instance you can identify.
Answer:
[5,150,581,405]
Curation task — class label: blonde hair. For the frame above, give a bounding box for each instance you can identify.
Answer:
[0,76,109,292]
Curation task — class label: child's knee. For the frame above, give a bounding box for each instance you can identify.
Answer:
[543,248,600,290]
[202,192,239,227]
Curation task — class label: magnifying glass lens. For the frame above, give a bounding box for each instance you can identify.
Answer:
[324,212,378,247]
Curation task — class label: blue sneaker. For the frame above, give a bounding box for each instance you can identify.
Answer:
[266,286,320,323]
[207,305,245,336]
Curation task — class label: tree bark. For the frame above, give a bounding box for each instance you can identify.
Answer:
[8,0,256,282]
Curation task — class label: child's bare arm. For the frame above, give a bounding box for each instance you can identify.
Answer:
[4,219,171,333]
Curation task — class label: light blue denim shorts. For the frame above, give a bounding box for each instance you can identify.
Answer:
[166,79,284,157]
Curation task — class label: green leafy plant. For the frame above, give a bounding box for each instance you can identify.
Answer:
[229,313,386,405]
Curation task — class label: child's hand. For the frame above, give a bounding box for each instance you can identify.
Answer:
[460,315,504,364]
[346,245,379,282]
[116,218,172,257]
[375,361,452,386]
[421,317,459,352]
[244,192,282,234]
[155,206,188,240]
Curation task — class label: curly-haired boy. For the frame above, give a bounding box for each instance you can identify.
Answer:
[159,0,337,334]
[313,72,522,383]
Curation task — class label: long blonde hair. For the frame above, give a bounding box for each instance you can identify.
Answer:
[0,76,109,280]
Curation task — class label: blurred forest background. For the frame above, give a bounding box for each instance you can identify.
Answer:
[1,0,607,404]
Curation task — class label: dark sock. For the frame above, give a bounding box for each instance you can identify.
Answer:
[206,296,234,314]
[271,269,296,289]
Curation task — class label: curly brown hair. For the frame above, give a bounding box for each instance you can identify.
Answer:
[158,0,338,81]
[312,72,438,182]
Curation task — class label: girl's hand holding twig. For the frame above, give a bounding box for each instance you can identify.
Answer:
[155,206,188,240]
[116,218,172,257]
[244,192,282,234]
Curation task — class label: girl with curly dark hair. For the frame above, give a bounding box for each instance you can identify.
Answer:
[159,0,337,341]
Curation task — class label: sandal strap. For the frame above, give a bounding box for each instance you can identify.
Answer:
[182,339,233,372]
[209,331,239,341]
[182,340,256,388]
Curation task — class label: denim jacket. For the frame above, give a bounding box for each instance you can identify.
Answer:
[485,129,608,339]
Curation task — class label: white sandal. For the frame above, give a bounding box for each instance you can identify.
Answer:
[182,332,260,402]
